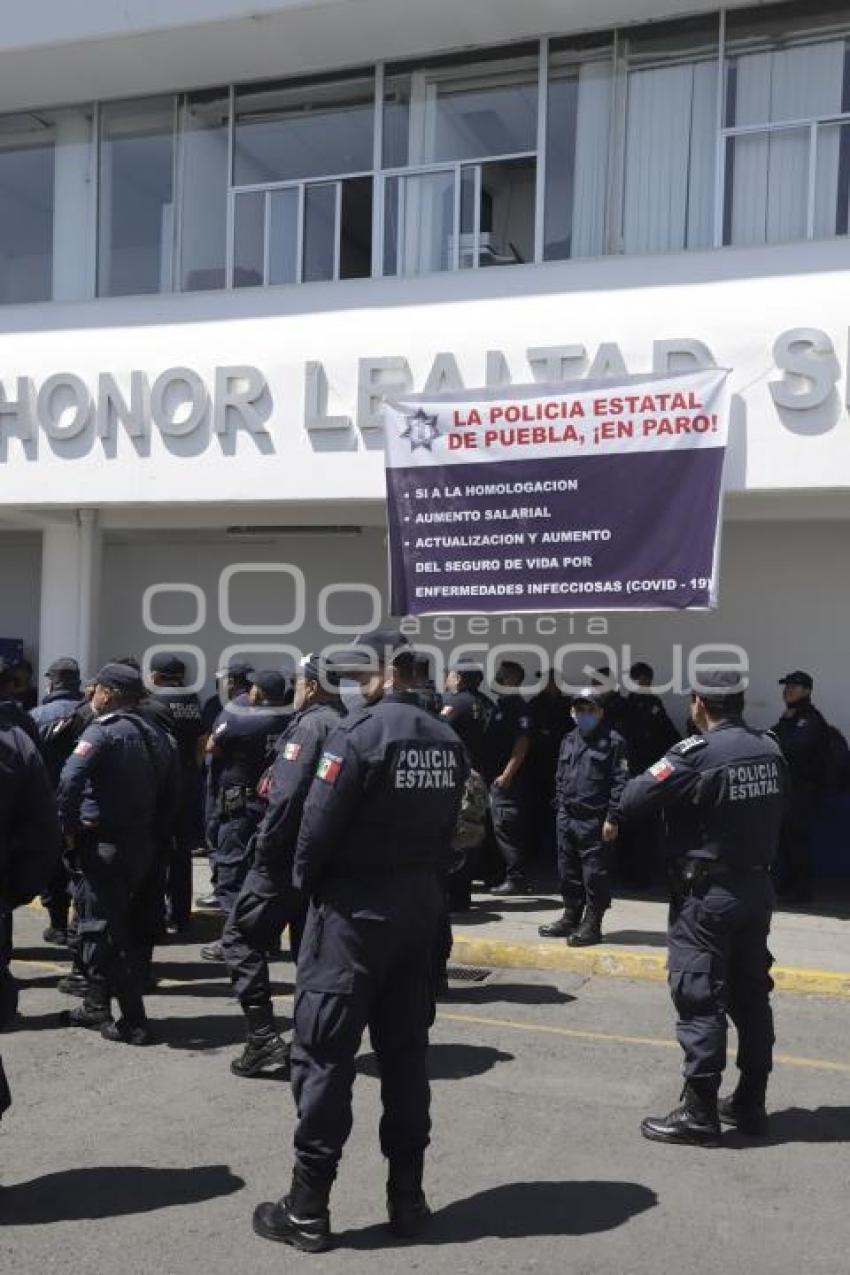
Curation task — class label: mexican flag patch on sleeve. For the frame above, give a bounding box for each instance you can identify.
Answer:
[283,741,303,762]
[316,752,343,784]
[649,759,674,782]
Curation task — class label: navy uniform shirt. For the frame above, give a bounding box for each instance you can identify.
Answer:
[622,692,681,775]
[619,720,787,868]
[30,689,85,732]
[29,690,87,785]
[294,692,468,897]
[0,698,40,749]
[1,722,60,906]
[253,700,345,878]
[556,724,630,821]
[529,689,574,783]
[146,689,203,772]
[480,694,533,783]
[57,709,176,839]
[771,702,830,791]
[208,702,285,795]
[440,689,488,771]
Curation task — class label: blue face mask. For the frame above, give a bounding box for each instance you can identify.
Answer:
[574,711,600,735]
[339,678,369,711]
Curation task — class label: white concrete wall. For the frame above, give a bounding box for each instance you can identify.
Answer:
[0,533,41,662]
[1,238,849,510]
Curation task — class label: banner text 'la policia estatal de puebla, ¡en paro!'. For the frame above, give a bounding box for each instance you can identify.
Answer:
[383,368,730,617]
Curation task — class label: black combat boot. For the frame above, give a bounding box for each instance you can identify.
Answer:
[66,978,112,1030]
[539,903,583,939]
[641,1078,721,1147]
[387,1152,431,1239]
[231,1002,290,1078]
[201,941,225,962]
[567,906,604,947]
[100,994,152,1046]
[42,924,69,947]
[718,1070,769,1136]
[57,970,90,998]
[253,1168,333,1253]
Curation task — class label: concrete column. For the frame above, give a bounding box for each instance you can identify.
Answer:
[38,510,102,679]
[51,109,95,302]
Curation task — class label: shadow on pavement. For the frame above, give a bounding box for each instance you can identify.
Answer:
[444,982,575,1007]
[727,1106,850,1148]
[471,897,563,914]
[601,930,669,948]
[342,1179,658,1249]
[0,1164,245,1225]
[357,1043,514,1082]
[157,1013,252,1050]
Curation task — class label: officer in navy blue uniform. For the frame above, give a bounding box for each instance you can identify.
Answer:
[202,669,288,957]
[148,652,204,932]
[29,657,86,944]
[222,653,345,1079]
[0,659,41,749]
[481,660,534,896]
[252,630,467,1254]
[412,654,442,716]
[618,662,681,890]
[439,657,491,771]
[57,662,178,1046]
[771,670,830,902]
[619,668,787,1145]
[1,692,60,1112]
[540,688,629,946]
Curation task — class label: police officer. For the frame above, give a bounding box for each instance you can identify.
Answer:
[202,669,288,959]
[0,659,40,748]
[772,670,830,902]
[619,662,681,890]
[540,688,629,945]
[412,654,442,716]
[147,653,204,933]
[29,657,86,944]
[481,660,534,896]
[592,666,630,739]
[57,662,177,1046]
[0,689,60,1111]
[527,670,574,866]
[439,657,490,771]
[252,630,467,1253]
[619,669,786,1145]
[222,653,345,1079]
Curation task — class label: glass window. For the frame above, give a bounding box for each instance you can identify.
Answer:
[234,74,374,186]
[339,177,373,279]
[233,189,264,288]
[178,90,229,292]
[268,187,300,285]
[303,183,337,283]
[384,170,455,275]
[620,17,719,255]
[383,51,538,167]
[544,38,613,260]
[0,108,94,305]
[98,97,175,297]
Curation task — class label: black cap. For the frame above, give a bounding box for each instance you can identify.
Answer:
[340,628,410,668]
[572,686,600,706]
[779,670,813,691]
[448,655,483,675]
[691,668,748,696]
[220,658,254,681]
[46,657,80,677]
[300,652,343,688]
[94,662,145,695]
[150,652,186,679]
[248,669,290,702]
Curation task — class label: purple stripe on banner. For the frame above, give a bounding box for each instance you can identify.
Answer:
[388,449,726,616]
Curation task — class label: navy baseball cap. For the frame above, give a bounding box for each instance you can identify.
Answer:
[248,669,289,702]
[46,657,80,677]
[691,668,748,695]
[448,655,483,674]
[779,670,813,691]
[94,662,145,694]
[350,628,410,665]
[150,652,186,679]
[300,652,343,687]
[220,658,254,680]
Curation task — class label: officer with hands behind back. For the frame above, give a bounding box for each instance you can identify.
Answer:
[619,668,787,1146]
[252,629,468,1254]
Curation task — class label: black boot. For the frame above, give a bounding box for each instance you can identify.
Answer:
[253,1168,333,1253]
[718,1070,769,1136]
[231,1002,290,1078]
[387,1153,431,1239]
[539,904,582,939]
[43,924,69,947]
[567,906,603,947]
[57,971,90,998]
[641,1078,721,1147]
[101,994,152,1046]
[66,978,112,1030]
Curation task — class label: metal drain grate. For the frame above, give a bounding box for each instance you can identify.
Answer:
[446,965,491,983]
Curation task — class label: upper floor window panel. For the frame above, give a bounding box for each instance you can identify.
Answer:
[383,49,539,169]
[234,73,375,186]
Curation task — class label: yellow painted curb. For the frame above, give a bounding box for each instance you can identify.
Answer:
[452,933,850,1000]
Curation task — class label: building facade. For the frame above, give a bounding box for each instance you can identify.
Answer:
[1,0,849,811]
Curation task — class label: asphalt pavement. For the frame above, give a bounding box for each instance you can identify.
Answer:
[3,900,850,1275]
